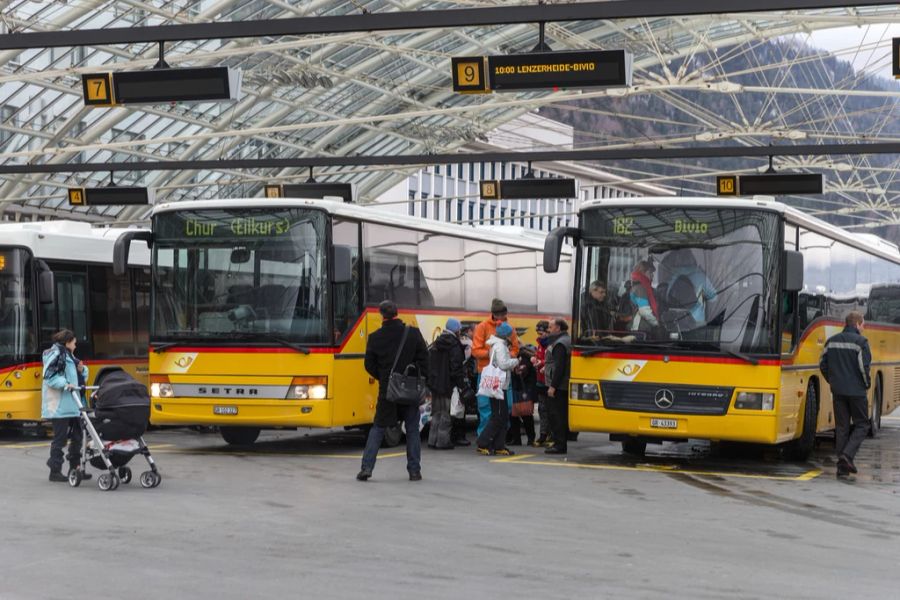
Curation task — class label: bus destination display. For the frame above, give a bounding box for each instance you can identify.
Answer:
[488,50,632,91]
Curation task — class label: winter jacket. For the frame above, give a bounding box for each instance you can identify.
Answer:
[534,339,548,387]
[41,344,88,419]
[580,295,614,333]
[364,318,429,427]
[819,325,872,397]
[472,319,519,372]
[427,330,469,397]
[486,335,519,390]
[545,333,572,391]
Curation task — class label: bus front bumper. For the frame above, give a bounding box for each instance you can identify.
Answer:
[150,397,343,428]
[570,404,787,445]
[0,390,42,422]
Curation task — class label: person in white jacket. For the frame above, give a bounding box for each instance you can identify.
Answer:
[475,322,520,456]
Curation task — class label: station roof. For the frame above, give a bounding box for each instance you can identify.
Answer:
[0,1,897,231]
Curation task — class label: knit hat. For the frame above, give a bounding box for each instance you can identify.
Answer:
[495,322,513,339]
[490,298,508,314]
[535,320,550,333]
[445,318,461,333]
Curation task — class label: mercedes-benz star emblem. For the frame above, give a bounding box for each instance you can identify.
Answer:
[654,388,675,409]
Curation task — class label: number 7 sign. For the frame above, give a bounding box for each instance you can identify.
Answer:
[81,73,116,107]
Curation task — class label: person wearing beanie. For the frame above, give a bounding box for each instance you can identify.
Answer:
[531,320,553,447]
[471,299,519,437]
[426,318,474,449]
[475,321,520,456]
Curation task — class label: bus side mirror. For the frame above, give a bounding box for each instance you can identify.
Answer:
[332,245,352,284]
[543,227,579,273]
[37,262,55,305]
[113,231,152,277]
[784,250,803,292]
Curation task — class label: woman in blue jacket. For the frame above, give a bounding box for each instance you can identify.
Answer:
[42,329,90,482]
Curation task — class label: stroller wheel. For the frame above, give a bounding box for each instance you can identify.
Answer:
[67,468,82,488]
[118,467,132,484]
[97,472,119,492]
[140,471,161,488]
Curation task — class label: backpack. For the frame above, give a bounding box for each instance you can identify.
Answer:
[667,273,698,310]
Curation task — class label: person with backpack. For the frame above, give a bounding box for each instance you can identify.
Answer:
[358,301,429,482]
[660,249,717,327]
[42,329,91,483]
[427,318,474,450]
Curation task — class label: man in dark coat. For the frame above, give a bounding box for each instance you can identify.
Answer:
[358,300,429,482]
[544,317,572,455]
[819,311,872,478]
[427,318,474,450]
[579,280,614,336]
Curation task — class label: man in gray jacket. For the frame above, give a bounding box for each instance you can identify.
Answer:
[819,311,872,478]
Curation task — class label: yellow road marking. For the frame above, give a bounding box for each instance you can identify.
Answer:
[0,442,51,449]
[149,448,406,459]
[494,457,822,481]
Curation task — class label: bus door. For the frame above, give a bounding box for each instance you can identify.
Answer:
[41,269,92,358]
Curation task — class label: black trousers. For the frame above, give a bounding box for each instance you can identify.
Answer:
[48,417,83,472]
[476,393,509,451]
[548,391,569,450]
[833,393,869,461]
[508,416,535,443]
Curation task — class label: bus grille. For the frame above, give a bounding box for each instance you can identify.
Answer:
[600,381,733,415]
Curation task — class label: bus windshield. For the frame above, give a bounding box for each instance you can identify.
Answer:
[151,208,330,345]
[0,248,35,362]
[577,207,780,356]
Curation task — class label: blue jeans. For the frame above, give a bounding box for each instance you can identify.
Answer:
[361,402,421,475]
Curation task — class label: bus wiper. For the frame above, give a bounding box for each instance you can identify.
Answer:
[719,348,759,365]
[664,339,760,365]
[150,341,181,353]
[235,332,310,354]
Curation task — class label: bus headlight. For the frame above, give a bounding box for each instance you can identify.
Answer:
[289,377,328,400]
[150,382,174,398]
[570,382,600,401]
[735,392,774,410]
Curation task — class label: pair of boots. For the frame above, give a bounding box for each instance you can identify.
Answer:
[47,458,91,482]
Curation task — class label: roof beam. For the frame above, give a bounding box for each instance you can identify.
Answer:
[0,1,897,50]
[0,142,897,175]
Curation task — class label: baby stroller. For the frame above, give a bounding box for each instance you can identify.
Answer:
[68,371,161,491]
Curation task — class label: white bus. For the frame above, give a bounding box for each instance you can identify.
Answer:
[0,221,150,425]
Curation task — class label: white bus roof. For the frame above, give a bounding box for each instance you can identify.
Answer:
[580,196,900,265]
[151,197,563,253]
[0,220,150,266]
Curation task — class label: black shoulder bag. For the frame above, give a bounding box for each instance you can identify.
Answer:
[386,326,427,406]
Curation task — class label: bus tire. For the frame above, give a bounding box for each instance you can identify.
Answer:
[621,438,647,457]
[867,376,882,439]
[220,427,260,446]
[787,381,817,461]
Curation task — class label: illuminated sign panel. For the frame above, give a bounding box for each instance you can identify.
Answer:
[68,187,152,206]
[451,56,489,93]
[488,50,631,91]
[481,178,577,200]
[100,67,242,105]
[717,175,738,196]
[283,183,353,203]
[739,174,823,196]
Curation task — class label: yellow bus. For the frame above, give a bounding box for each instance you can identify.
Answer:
[114,198,571,445]
[0,221,150,425]
[543,197,900,459]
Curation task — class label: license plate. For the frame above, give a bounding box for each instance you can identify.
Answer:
[213,405,238,416]
[650,418,677,429]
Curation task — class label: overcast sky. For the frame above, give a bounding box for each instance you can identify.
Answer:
[793,24,900,83]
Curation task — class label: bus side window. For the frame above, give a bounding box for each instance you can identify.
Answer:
[332,219,361,343]
[781,291,796,353]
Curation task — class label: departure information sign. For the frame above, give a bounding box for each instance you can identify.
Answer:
[265,183,353,203]
[82,67,242,106]
[893,37,900,79]
[487,50,632,91]
[717,175,738,196]
[739,174,823,196]
[451,56,488,94]
[480,178,577,200]
[68,187,152,206]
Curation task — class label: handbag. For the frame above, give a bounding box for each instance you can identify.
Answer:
[510,389,535,418]
[477,348,507,400]
[386,325,427,406]
[450,388,466,419]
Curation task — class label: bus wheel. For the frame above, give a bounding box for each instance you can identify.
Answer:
[220,427,260,446]
[786,382,817,461]
[621,438,647,457]
[868,377,882,439]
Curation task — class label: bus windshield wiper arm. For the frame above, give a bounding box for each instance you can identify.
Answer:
[241,332,310,354]
[719,348,759,365]
[150,341,181,353]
